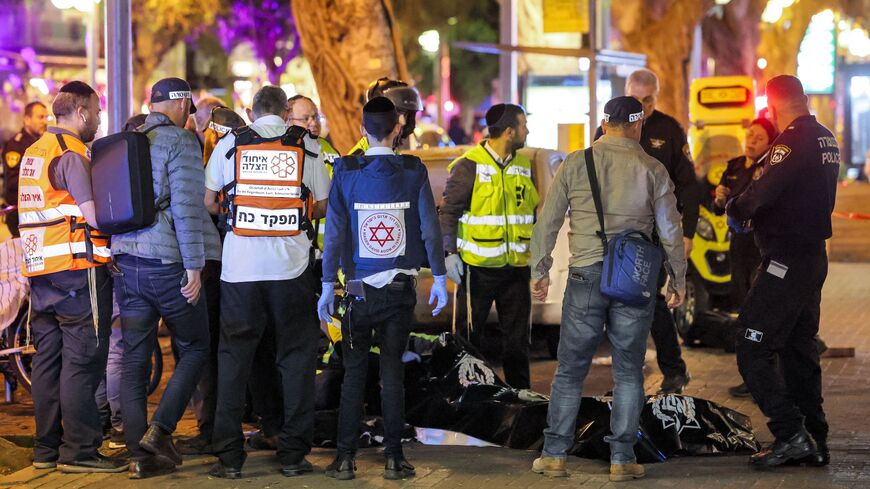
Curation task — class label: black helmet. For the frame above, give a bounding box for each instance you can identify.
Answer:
[366,77,423,113]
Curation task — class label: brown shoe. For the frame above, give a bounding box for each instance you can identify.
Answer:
[531,456,567,477]
[610,463,644,482]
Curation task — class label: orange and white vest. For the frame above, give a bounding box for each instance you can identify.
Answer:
[223,125,314,237]
[18,131,111,277]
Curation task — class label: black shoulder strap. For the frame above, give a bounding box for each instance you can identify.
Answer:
[55,133,68,151]
[584,147,609,253]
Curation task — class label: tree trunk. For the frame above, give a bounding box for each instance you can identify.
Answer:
[701,0,766,76]
[293,0,409,154]
[612,0,713,127]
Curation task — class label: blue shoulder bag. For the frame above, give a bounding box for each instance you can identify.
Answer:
[584,148,663,306]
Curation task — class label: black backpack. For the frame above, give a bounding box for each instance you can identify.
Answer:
[90,124,172,235]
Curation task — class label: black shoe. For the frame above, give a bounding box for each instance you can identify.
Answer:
[325,454,356,480]
[789,439,830,467]
[176,434,213,455]
[750,430,816,468]
[208,461,242,479]
[57,454,128,474]
[384,456,416,480]
[657,372,691,395]
[728,382,752,399]
[129,455,177,479]
[245,430,278,451]
[281,458,314,477]
[109,428,126,449]
[140,424,182,465]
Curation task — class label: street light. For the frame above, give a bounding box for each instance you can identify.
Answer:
[418,30,440,54]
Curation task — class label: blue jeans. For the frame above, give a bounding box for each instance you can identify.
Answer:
[114,255,209,459]
[542,263,654,464]
[95,316,124,431]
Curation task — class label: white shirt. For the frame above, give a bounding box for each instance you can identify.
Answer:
[484,140,513,167]
[205,115,330,283]
[359,146,418,288]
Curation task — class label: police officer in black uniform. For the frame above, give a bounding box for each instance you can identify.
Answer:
[2,101,48,236]
[727,75,837,468]
[595,69,700,394]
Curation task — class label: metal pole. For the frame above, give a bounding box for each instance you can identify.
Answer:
[587,0,598,147]
[438,31,451,128]
[85,6,98,87]
[499,0,518,104]
[105,0,132,134]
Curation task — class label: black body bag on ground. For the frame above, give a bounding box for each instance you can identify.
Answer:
[90,125,170,234]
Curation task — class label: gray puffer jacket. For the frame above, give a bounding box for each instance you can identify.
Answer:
[110,112,221,269]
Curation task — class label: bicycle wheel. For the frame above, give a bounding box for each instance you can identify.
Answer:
[11,308,33,393]
[147,335,163,396]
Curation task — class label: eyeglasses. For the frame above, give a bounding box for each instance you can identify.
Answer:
[289,114,321,124]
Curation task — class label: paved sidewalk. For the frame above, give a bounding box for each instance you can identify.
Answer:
[1,262,868,488]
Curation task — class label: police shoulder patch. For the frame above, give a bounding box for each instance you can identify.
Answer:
[5,151,21,168]
[769,145,791,166]
[682,143,693,163]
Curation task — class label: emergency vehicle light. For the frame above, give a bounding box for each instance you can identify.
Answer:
[698,86,751,107]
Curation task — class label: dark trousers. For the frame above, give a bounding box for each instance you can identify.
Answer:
[211,270,319,468]
[456,265,532,389]
[31,267,112,463]
[650,264,687,379]
[736,247,829,442]
[729,232,761,308]
[115,255,210,459]
[186,259,222,440]
[338,279,416,457]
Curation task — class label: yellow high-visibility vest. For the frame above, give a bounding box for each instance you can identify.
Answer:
[447,143,539,268]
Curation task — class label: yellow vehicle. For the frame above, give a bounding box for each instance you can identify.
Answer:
[676,76,756,347]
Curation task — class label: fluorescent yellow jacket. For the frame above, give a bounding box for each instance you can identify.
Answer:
[315,137,340,250]
[447,143,539,267]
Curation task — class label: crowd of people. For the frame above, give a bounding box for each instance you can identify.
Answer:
[0,66,838,483]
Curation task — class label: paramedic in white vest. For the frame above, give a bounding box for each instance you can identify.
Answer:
[439,103,538,389]
[204,85,329,479]
[111,77,221,479]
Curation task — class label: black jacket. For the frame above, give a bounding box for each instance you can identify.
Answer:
[2,128,39,205]
[728,115,839,253]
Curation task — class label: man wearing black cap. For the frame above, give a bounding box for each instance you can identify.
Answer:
[727,75,837,468]
[530,96,686,482]
[112,77,221,478]
[318,96,447,480]
[595,69,700,395]
[439,103,538,390]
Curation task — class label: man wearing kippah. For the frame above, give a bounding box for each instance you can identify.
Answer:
[530,96,686,482]
[317,96,447,480]
[439,103,538,390]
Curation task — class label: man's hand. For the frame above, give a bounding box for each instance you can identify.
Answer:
[181,269,202,304]
[317,282,335,323]
[666,287,685,309]
[429,275,448,316]
[683,237,694,258]
[714,185,730,208]
[531,276,550,302]
[445,253,464,285]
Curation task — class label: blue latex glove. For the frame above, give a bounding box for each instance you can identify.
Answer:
[429,274,448,316]
[317,282,335,323]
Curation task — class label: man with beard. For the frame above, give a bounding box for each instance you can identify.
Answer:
[439,103,539,389]
[19,81,123,473]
